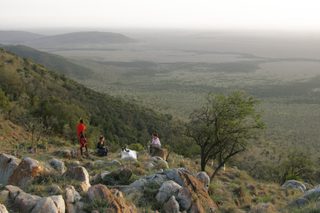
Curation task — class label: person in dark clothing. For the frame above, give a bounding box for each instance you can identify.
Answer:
[96,135,108,156]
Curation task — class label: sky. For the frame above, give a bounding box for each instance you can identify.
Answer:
[1,0,320,31]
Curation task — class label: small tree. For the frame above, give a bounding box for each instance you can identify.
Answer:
[278,150,314,184]
[186,91,264,181]
[22,117,51,152]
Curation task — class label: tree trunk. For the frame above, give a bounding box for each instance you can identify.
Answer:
[210,162,224,182]
[200,147,206,171]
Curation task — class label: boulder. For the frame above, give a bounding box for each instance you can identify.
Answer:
[50,195,65,213]
[102,168,132,185]
[303,187,320,200]
[290,197,309,207]
[196,172,210,190]
[30,197,60,213]
[163,168,188,186]
[282,180,306,193]
[64,166,90,192]
[0,153,21,185]
[0,204,8,213]
[8,157,43,188]
[156,180,182,204]
[4,185,23,200]
[49,158,66,174]
[146,157,169,170]
[150,146,168,160]
[88,184,137,213]
[0,190,9,203]
[163,196,180,213]
[14,191,41,213]
[65,185,83,213]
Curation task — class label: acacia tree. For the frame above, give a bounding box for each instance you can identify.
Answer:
[186,91,264,181]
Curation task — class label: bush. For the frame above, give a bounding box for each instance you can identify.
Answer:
[129,143,144,152]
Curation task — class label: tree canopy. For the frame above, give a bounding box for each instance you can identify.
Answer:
[186,91,264,180]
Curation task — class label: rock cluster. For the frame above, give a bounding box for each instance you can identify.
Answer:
[123,168,217,213]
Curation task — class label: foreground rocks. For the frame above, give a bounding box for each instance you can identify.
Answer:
[0,153,21,185]
[123,168,217,212]
[8,157,43,188]
[0,153,219,212]
[65,185,84,213]
[88,184,137,213]
[2,185,65,213]
[64,166,91,192]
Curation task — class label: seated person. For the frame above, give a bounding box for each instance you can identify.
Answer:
[96,135,108,156]
[151,132,161,148]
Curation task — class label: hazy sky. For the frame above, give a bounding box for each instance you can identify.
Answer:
[1,0,320,31]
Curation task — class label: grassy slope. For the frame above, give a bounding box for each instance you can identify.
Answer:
[1,45,91,78]
[0,49,183,151]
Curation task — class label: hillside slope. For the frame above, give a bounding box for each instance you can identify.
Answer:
[1,45,91,78]
[0,48,183,149]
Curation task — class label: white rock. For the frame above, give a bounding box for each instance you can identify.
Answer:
[196,171,210,190]
[282,180,306,193]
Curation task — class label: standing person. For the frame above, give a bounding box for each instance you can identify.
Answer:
[77,119,87,156]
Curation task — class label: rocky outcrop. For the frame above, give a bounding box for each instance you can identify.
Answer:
[282,180,306,193]
[64,166,90,192]
[150,146,168,160]
[177,171,217,212]
[88,184,137,213]
[8,157,43,188]
[0,153,20,185]
[122,168,217,212]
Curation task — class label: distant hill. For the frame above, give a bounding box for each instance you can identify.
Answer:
[0,48,182,149]
[0,31,44,44]
[1,45,91,78]
[24,31,136,48]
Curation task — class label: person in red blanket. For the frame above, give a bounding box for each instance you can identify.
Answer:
[77,119,88,156]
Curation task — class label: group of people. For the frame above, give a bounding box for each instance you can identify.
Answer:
[76,119,161,157]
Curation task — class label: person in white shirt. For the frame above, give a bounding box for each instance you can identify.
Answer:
[151,132,161,147]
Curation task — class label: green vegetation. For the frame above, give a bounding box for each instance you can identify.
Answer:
[186,91,264,179]
[0,49,184,152]
[1,45,92,78]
